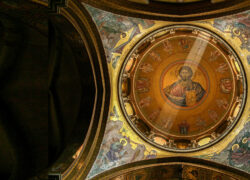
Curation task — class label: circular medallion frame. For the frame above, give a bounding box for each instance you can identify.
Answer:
[160,60,210,110]
[118,25,246,152]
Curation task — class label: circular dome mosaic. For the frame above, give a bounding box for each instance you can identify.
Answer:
[118,25,246,152]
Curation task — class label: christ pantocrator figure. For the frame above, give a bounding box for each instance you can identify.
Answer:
[164,66,205,107]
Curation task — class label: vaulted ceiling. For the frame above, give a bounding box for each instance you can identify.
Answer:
[0,0,249,180]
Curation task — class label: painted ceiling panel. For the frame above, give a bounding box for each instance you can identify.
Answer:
[84,4,249,179]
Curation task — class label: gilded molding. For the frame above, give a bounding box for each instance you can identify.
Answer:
[81,0,250,21]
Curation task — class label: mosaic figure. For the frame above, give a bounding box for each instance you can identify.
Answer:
[216,98,229,110]
[164,66,205,107]
[229,133,250,169]
[163,117,174,131]
[213,12,249,51]
[88,119,148,178]
[216,63,229,73]
[196,116,206,130]
[220,78,233,93]
[85,5,155,62]
[148,109,161,121]
[178,120,190,135]
[139,96,152,108]
[209,50,220,62]
[136,78,150,93]
[179,38,190,51]
[163,40,173,54]
[139,63,154,73]
[208,109,219,122]
[106,138,127,162]
[149,51,161,62]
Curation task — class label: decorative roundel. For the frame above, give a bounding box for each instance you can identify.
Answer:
[118,25,246,152]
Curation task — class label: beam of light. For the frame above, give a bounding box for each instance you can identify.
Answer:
[185,33,210,73]
[158,33,210,135]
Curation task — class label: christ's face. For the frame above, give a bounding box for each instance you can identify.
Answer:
[180,69,192,81]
